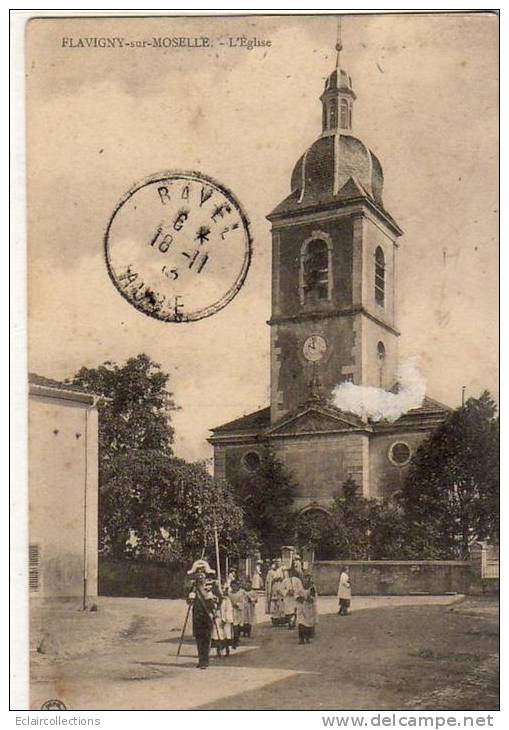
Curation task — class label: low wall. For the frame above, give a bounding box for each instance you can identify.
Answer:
[98,557,187,599]
[313,560,474,596]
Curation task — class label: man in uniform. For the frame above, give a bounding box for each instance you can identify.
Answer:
[186,559,218,669]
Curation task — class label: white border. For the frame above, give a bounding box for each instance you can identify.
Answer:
[9,5,504,728]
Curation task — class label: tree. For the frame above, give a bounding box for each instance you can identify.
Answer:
[368,500,411,559]
[328,478,372,559]
[235,451,296,558]
[72,354,255,563]
[294,509,338,560]
[294,477,412,560]
[100,451,255,562]
[399,391,499,559]
[72,353,178,461]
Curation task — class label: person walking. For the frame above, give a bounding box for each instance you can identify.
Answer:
[264,561,277,614]
[296,571,318,644]
[281,568,302,629]
[211,582,234,657]
[241,578,258,637]
[337,565,352,616]
[251,560,264,590]
[186,559,218,669]
[229,579,246,648]
[268,559,285,625]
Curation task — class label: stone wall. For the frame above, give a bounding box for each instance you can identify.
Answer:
[313,560,474,596]
[99,558,187,599]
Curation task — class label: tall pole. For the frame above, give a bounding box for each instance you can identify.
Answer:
[213,516,222,586]
[462,386,466,407]
[82,407,89,611]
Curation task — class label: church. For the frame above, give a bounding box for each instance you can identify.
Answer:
[209,41,449,515]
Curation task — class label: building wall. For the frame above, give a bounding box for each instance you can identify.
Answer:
[362,216,397,329]
[29,394,98,600]
[368,429,432,499]
[272,432,370,508]
[361,315,399,391]
[216,431,371,512]
[275,217,354,317]
[269,211,400,420]
[271,316,357,421]
[270,216,355,421]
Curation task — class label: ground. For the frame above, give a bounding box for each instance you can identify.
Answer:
[30,594,499,711]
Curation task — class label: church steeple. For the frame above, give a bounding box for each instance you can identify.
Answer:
[320,18,356,134]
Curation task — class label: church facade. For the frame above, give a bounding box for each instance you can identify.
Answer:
[209,50,449,515]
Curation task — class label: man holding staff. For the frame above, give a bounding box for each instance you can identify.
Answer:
[185,559,218,669]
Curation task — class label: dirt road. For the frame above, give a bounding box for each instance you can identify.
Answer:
[30,595,498,711]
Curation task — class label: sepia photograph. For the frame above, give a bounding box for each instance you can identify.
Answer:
[19,10,498,712]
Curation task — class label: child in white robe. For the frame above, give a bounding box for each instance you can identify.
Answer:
[296,573,318,644]
[241,579,258,637]
[229,580,246,648]
[211,583,234,656]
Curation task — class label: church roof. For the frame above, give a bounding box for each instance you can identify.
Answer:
[371,395,451,432]
[268,143,401,235]
[210,406,271,434]
[267,53,402,235]
[209,395,450,441]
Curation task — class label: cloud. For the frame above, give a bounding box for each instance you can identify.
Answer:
[331,356,426,422]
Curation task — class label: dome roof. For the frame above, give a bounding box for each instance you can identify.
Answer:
[324,68,355,95]
[289,133,384,210]
[267,56,401,235]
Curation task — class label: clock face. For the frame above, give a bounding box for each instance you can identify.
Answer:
[303,334,327,362]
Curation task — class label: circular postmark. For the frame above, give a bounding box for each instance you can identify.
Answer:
[40,699,67,710]
[105,171,252,323]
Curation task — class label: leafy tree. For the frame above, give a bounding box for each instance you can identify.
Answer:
[100,451,255,562]
[235,451,296,558]
[399,391,499,559]
[72,353,178,461]
[294,477,411,560]
[368,500,411,560]
[294,509,338,560]
[71,354,256,562]
[327,478,373,559]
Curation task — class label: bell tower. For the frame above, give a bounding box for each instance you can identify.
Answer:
[267,23,403,423]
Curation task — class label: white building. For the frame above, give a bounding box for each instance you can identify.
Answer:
[29,374,100,602]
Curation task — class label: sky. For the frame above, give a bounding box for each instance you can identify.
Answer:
[26,12,499,463]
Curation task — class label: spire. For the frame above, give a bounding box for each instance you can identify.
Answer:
[335,16,342,76]
[320,15,355,135]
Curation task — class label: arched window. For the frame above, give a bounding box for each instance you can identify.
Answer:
[348,103,352,129]
[340,99,349,129]
[377,341,386,388]
[301,237,331,305]
[375,246,385,307]
[328,99,337,129]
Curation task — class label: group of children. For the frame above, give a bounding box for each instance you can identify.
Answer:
[266,562,318,644]
[210,575,258,657]
[185,559,319,670]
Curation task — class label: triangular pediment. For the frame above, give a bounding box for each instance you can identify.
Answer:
[267,405,370,437]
